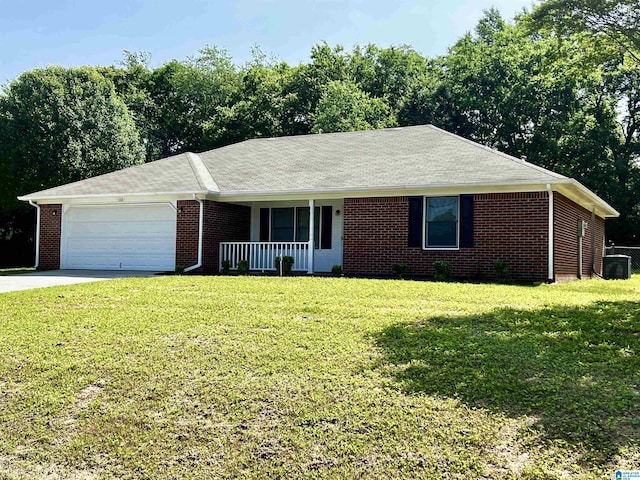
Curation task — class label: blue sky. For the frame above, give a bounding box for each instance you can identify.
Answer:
[0,0,535,84]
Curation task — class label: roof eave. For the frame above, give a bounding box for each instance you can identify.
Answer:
[554,179,619,218]
[214,180,567,202]
[18,190,212,203]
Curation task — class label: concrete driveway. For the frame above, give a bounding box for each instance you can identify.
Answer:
[0,270,159,294]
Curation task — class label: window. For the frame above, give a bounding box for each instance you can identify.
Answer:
[260,206,332,250]
[425,197,458,248]
[407,195,473,249]
[271,208,295,241]
[295,207,320,248]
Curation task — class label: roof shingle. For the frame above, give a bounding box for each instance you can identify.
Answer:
[20,125,566,200]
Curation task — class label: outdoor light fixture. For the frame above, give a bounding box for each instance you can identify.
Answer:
[335,209,340,216]
[52,210,57,216]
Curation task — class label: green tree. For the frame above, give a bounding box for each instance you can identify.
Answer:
[350,44,429,111]
[203,49,299,146]
[311,80,394,133]
[146,46,241,156]
[0,66,144,265]
[0,66,143,200]
[528,0,640,62]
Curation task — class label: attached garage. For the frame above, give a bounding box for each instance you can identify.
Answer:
[61,204,176,271]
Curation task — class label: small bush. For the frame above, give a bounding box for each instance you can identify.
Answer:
[392,263,407,279]
[494,260,510,283]
[331,265,343,277]
[275,256,294,276]
[221,260,231,275]
[433,260,451,281]
[237,260,249,275]
[175,265,185,275]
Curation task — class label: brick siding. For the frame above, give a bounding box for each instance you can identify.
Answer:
[176,200,250,272]
[39,204,62,270]
[553,193,605,282]
[343,193,549,282]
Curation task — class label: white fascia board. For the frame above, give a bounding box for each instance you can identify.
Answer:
[215,181,557,202]
[18,191,209,205]
[554,180,619,218]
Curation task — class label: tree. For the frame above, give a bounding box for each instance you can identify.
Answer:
[0,66,144,265]
[203,49,299,146]
[311,80,394,133]
[528,0,640,62]
[146,46,241,156]
[0,66,143,200]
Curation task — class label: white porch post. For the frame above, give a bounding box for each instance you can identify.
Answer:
[308,199,315,274]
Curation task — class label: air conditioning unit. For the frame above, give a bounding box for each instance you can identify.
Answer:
[603,255,632,280]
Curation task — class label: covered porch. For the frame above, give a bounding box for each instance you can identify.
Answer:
[218,199,343,274]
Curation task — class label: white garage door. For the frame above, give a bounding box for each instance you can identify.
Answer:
[62,204,176,271]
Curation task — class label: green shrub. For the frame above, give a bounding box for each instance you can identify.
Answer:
[237,260,249,275]
[494,260,510,283]
[392,263,407,279]
[331,265,343,277]
[175,265,185,275]
[433,260,451,281]
[221,260,231,275]
[275,256,294,276]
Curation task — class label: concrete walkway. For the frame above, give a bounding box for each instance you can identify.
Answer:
[0,270,159,294]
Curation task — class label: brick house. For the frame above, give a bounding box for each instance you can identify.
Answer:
[19,125,618,282]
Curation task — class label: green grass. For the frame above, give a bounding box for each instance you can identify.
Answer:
[0,276,639,479]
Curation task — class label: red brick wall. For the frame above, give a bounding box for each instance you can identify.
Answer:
[343,193,549,282]
[39,204,62,270]
[176,200,200,270]
[202,201,251,272]
[553,193,605,281]
[175,200,250,272]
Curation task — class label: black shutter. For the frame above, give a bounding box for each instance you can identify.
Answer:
[408,196,424,248]
[460,195,474,248]
[321,206,332,249]
[259,208,270,241]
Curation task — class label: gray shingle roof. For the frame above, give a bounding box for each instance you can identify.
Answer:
[20,125,566,200]
[199,125,565,192]
[20,152,211,199]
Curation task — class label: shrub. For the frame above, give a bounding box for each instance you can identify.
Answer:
[221,260,231,275]
[494,260,510,283]
[237,260,249,275]
[331,265,343,277]
[275,256,294,276]
[175,265,185,275]
[392,263,407,279]
[433,260,451,281]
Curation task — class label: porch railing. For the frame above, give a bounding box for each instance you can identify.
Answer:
[219,242,310,272]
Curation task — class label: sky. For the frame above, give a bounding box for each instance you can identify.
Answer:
[0,0,535,84]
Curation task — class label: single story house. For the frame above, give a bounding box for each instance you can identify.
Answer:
[19,125,619,282]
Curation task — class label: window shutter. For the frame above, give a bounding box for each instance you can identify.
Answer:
[408,196,423,248]
[259,208,269,241]
[321,206,332,249]
[460,194,474,248]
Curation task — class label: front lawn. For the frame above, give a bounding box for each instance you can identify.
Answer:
[0,276,639,479]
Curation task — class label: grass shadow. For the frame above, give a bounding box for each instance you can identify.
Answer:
[373,300,640,464]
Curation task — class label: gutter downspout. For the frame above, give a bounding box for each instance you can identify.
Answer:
[184,194,204,273]
[28,200,40,269]
[547,186,554,283]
